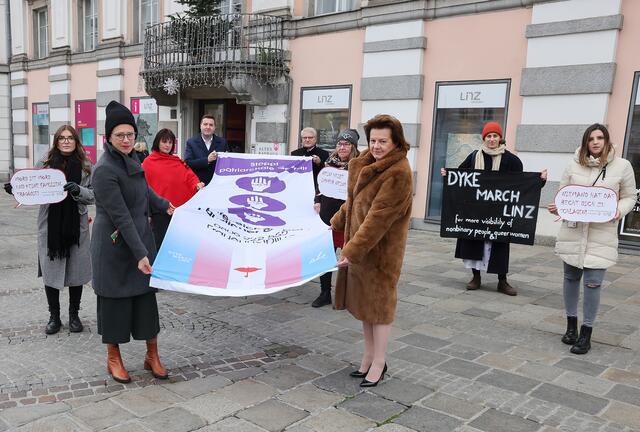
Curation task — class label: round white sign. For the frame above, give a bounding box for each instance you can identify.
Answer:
[554,185,618,223]
[10,168,68,206]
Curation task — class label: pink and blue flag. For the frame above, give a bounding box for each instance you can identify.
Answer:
[150,153,338,297]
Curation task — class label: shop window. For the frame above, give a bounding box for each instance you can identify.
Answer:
[300,86,352,151]
[79,0,98,52]
[620,72,640,242]
[32,103,49,164]
[426,80,510,219]
[33,8,48,59]
[131,97,159,154]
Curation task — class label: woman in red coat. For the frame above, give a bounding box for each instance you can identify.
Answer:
[142,129,204,246]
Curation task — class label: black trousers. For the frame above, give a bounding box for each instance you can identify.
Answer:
[96,291,160,344]
[45,285,82,312]
[151,213,171,249]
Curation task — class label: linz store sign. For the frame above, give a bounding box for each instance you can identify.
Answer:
[437,83,507,109]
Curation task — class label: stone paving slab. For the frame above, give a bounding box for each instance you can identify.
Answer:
[287,407,375,432]
[394,405,463,431]
[140,406,206,432]
[530,383,609,415]
[70,399,135,430]
[0,402,69,427]
[469,408,541,432]
[277,384,343,412]
[237,398,308,431]
[370,378,433,406]
[339,391,407,423]
[111,385,184,417]
[418,392,484,420]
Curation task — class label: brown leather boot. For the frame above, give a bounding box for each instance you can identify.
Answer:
[466,273,481,290]
[497,279,517,296]
[107,344,131,383]
[144,337,169,379]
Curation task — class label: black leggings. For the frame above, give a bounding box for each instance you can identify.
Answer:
[45,285,83,311]
[472,269,507,280]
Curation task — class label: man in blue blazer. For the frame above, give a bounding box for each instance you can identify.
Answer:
[184,115,228,185]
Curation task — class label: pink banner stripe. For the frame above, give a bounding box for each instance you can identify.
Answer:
[188,241,231,288]
[265,246,302,289]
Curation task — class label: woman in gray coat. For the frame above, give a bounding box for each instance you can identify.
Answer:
[4,125,93,335]
[91,101,174,384]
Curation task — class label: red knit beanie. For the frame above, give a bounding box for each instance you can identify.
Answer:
[481,122,503,140]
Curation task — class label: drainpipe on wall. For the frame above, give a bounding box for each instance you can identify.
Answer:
[5,0,14,179]
[285,75,293,152]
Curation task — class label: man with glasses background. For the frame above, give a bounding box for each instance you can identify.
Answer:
[291,127,329,196]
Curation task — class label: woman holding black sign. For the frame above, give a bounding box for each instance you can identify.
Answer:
[548,123,636,354]
[441,122,546,296]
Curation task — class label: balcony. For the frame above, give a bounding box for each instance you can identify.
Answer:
[141,14,288,102]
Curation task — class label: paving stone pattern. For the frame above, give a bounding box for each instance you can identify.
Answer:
[2,194,640,431]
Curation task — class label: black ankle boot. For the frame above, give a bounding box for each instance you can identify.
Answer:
[561,316,578,345]
[69,303,83,333]
[45,310,62,335]
[312,290,331,308]
[570,325,592,355]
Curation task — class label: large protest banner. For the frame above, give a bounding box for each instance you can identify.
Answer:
[150,153,337,297]
[440,169,542,245]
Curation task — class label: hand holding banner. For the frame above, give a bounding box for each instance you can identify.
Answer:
[554,185,618,223]
[10,168,67,205]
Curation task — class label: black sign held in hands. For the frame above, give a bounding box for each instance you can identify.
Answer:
[440,169,543,245]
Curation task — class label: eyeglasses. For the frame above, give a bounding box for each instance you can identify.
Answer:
[301,136,315,140]
[112,132,136,141]
[336,142,352,147]
[58,136,75,143]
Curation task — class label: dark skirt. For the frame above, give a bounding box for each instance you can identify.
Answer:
[97,291,160,344]
[151,213,172,249]
[454,238,510,275]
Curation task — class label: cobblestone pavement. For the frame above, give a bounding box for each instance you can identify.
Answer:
[1,192,640,432]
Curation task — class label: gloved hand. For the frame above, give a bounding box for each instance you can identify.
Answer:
[3,183,12,195]
[63,182,81,197]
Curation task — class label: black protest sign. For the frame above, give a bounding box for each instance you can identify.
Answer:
[440,169,542,245]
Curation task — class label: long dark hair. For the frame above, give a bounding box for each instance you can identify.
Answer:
[151,128,176,153]
[579,123,614,167]
[45,125,91,174]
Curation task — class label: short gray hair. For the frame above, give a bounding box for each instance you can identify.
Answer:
[300,127,317,138]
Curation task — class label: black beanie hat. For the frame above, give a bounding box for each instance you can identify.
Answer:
[105,100,138,140]
[337,128,360,146]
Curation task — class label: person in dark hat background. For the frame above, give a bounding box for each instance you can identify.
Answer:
[311,128,360,307]
[441,121,547,296]
[90,100,175,383]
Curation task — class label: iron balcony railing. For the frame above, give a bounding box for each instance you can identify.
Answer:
[141,14,287,92]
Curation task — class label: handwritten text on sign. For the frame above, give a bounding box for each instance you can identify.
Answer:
[10,168,67,205]
[318,167,348,200]
[554,185,617,223]
[440,169,542,245]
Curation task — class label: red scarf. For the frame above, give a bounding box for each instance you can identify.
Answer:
[142,151,200,207]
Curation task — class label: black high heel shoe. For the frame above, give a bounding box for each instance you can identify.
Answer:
[349,368,369,378]
[360,363,387,387]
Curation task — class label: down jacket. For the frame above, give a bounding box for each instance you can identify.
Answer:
[555,148,636,269]
[330,148,413,324]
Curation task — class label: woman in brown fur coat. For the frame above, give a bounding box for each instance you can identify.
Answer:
[331,114,413,387]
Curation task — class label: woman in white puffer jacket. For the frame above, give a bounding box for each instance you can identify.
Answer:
[548,123,636,355]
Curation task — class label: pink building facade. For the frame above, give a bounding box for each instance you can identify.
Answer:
[4,0,640,245]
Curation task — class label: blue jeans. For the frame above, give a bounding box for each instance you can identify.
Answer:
[563,263,605,327]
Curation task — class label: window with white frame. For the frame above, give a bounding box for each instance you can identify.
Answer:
[33,8,48,59]
[138,0,159,42]
[314,0,357,15]
[80,0,98,52]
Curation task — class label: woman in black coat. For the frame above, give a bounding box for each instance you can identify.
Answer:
[443,122,546,296]
[311,128,360,308]
[91,101,174,383]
